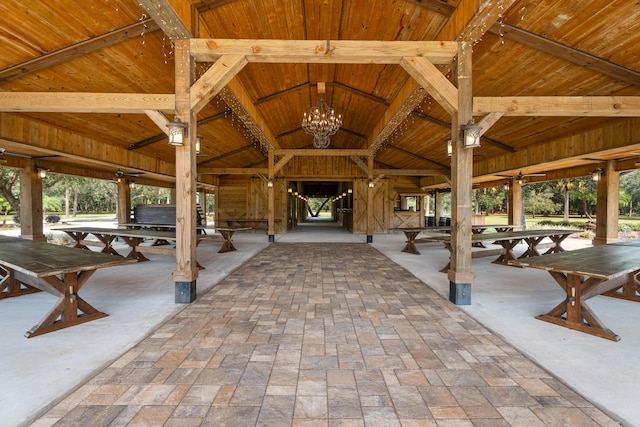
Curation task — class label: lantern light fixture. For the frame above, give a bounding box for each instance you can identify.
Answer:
[167,116,188,146]
[36,167,49,179]
[445,137,452,157]
[461,119,482,149]
[591,168,603,182]
[195,135,203,154]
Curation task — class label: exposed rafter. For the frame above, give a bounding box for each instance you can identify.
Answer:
[137,0,191,39]
[0,19,160,83]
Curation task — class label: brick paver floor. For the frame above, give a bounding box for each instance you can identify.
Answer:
[34,243,621,426]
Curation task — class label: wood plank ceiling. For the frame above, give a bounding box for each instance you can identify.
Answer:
[0,0,639,190]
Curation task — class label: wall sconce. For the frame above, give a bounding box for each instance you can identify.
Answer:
[267,179,273,188]
[288,187,293,193]
[591,168,603,182]
[445,138,452,157]
[167,117,188,146]
[461,120,482,149]
[368,179,374,188]
[195,135,203,154]
[503,182,509,190]
[348,188,352,194]
[36,167,49,179]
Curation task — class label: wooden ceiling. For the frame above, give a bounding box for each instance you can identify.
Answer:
[0,0,639,189]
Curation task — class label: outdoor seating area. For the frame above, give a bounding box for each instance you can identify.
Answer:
[1,227,639,426]
[1,1,640,426]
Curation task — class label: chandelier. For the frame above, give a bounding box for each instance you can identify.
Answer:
[301,98,342,149]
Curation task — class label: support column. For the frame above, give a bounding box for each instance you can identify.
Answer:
[448,41,474,305]
[267,150,275,242]
[19,160,45,241]
[173,39,198,303]
[366,155,374,243]
[116,179,132,226]
[593,160,619,245]
[508,180,524,230]
[198,189,207,225]
[434,190,442,226]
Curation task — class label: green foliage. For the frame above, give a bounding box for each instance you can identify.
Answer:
[45,215,61,224]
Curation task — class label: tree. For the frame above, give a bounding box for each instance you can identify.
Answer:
[0,167,19,216]
[621,170,640,217]
[524,187,559,218]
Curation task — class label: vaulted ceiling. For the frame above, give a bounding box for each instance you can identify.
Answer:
[1,0,639,189]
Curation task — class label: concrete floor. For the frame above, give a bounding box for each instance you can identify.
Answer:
[0,219,638,426]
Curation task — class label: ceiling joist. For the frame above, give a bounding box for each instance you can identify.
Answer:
[190,39,459,65]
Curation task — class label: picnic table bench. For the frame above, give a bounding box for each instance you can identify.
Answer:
[418,229,576,272]
[0,235,135,337]
[509,241,640,341]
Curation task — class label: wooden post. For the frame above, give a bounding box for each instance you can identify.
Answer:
[198,189,206,225]
[268,150,275,242]
[593,160,619,245]
[366,155,374,243]
[448,41,474,305]
[434,190,442,226]
[173,39,198,303]
[508,180,523,230]
[19,160,45,241]
[116,179,131,226]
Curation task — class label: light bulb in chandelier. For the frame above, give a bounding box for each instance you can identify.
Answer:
[302,98,342,149]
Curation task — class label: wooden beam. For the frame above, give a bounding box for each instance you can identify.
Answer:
[477,112,504,136]
[190,54,248,113]
[472,118,640,179]
[222,78,279,150]
[274,154,293,174]
[275,149,369,157]
[0,19,160,82]
[349,155,369,174]
[439,0,519,43]
[0,113,176,177]
[0,92,174,113]
[491,23,640,87]
[130,110,230,150]
[405,0,456,16]
[197,167,268,175]
[195,0,237,13]
[385,144,449,169]
[400,57,458,114]
[374,168,449,176]
[190,39,459,65]
[144,110,170,135]
[412,110,515,152]
[368,80,426,154]
[137,0,191,39]
[474,96,640,117]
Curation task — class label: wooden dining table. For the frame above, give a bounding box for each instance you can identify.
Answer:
[0,235,135,337]
[419,229,576,271]
[395,225,516,255]
[510,242,640,341]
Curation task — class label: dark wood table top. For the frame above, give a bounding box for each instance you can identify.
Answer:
[54,226,215,241]
[509,244,640,280]
[420,229,576,243]
[0,235,134,277]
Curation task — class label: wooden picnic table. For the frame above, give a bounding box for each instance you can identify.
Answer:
[0,235,135,337]
[214,227,251,253]
[509,242,640,341]
[394,224,516,255]
[419,229,576,272]
[119,222,209,235]
[54,227,219,267]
